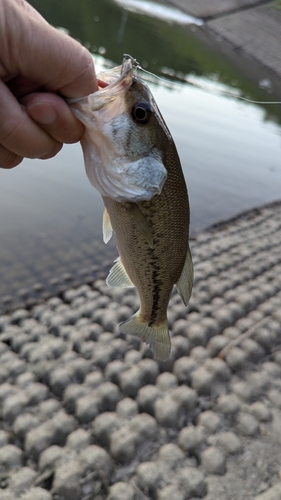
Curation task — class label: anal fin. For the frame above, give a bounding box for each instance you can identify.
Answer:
[176,246,193,306]
[106,257,135,288]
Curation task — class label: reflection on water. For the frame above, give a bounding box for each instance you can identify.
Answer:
[113,0,203,25]
[1,0,281,303]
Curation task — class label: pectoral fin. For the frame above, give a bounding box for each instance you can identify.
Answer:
[106,257,135,288]
[103,206,113,244]
[127,203,154,248]
[176,246,193,306]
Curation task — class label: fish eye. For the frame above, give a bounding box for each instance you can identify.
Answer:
[131,102,152,125]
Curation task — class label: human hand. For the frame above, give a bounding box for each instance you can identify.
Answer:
[0,0,97,168]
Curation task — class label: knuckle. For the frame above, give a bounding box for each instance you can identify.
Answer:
[0,110,55,158]
[0,147,22,169]
[0,114,26,145]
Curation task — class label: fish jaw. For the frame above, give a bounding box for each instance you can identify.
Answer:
[68,56,168,203]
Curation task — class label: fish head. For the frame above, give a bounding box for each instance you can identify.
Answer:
[68,55,170,203]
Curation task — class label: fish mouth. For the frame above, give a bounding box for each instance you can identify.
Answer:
[68,54,138,105]
[97,55,139,89]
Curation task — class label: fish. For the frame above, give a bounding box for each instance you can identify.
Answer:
[69,55,193,361]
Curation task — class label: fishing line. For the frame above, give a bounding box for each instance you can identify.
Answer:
[136,64,281,106]
[186,84,281,105]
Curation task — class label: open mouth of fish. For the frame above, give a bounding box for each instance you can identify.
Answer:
[96,54,138,89]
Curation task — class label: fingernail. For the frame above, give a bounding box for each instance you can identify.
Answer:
[27,103,57,125]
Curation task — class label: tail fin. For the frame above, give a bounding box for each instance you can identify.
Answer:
[119,312,170,361]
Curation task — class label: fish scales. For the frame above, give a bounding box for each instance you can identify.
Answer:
[103,148,188,324]
[69,55,193,360]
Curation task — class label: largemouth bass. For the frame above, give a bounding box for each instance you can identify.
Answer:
[69,55,193,361]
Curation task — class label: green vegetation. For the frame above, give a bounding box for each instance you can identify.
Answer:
[29,0,281,124]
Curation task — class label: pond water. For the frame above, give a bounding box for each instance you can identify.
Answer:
[1,0,281,304]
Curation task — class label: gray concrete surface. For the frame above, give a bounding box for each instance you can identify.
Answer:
[0,201,281,499]
[165,0,268,19]
[166,0,281,78]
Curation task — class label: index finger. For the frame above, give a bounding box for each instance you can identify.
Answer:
[0,80,60,158]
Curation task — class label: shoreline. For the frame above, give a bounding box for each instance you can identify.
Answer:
[165,0,281,80]
[1,198,280,316]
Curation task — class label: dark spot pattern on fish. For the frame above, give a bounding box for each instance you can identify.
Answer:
[148,256,164,326]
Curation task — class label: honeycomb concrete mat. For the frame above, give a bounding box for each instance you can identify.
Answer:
[0,201,281,500]
[166,0,281,79]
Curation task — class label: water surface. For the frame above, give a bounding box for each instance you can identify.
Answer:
[1,0,281,303]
